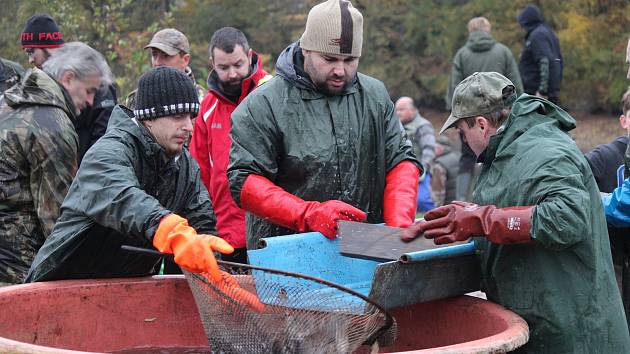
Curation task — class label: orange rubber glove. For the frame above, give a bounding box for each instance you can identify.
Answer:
[401,201,533,245]
[201,270,266,312]
[153,214,234,282]
[240,174,366,239]
[383,161,421,228]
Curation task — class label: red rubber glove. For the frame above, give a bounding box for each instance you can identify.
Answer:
[240,174,366,239]
[383,161,421,227]
[401,201,533,245]
[153,214,234,282]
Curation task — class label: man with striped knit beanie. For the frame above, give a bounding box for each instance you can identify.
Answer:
[27,67,233,282]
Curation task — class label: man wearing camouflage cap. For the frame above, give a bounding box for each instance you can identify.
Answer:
[125,28,205,108]
[403,72,630,352]
[228,0,421,248]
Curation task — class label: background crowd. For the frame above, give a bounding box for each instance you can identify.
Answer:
[1,0,629,113]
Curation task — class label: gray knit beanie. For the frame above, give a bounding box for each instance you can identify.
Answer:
[134,66,200,120]
[299,0,363,57]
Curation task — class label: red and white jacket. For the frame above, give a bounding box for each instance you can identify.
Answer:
[190,53,269,248]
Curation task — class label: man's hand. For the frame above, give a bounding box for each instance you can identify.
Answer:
[153,214,234,282]
[422,201,484,244]
[304,200,366,239]
[400,201,533,245]
[241,174,366,240]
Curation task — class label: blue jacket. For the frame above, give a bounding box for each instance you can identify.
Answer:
[603,177,630,227]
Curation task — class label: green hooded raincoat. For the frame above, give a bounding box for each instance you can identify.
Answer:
[473,95,630,352]
[446,30,523,110]
[26,106,216,282]
[228,42,418,248]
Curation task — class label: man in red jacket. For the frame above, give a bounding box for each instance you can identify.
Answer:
[190,27,270,263]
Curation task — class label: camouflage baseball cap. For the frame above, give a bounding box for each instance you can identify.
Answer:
[440,72,516,134]
[144,28,190,56]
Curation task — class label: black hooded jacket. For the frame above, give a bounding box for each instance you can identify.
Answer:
[518,5,563,98]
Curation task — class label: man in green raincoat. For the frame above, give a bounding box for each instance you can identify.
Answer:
[403,72,630,352]
[27,67,233,283]
[228,0,421,248]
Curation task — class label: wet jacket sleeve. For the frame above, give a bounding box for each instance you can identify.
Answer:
[529,156,591,250]
[72,142,170,241]
[603,178,630,228]
[180,160,218,235]
[228,95,281,206]
[27,123,78,238]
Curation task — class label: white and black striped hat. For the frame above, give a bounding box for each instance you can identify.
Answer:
[299,0,363,57]
[134,66,200,120]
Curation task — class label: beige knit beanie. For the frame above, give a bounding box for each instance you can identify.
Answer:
[299,0,363,57]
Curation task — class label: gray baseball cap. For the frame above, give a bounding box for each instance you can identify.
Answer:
[440,72,516,134]
[144,28,190,56]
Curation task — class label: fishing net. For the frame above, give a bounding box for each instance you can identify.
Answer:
[183,260,395,354]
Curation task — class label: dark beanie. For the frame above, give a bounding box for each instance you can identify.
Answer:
[21,13,64,48]
[134,67,200,120]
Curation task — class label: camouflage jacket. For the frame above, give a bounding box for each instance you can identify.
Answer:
[0,68,78,283]
[0,58,25,94]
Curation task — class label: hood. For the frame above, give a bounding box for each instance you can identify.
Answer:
[3,68,75,119]
[207,51,264,103]
[106,105,176,164]
[276,41,318,91]
[517,4,544,32]
[466,30,496,52]
[483,94,575,163]
[510,94,575,132]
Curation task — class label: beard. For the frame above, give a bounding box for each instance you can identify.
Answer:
[303,54,354,96]
[220,78,244,97]
[312,74,351,96]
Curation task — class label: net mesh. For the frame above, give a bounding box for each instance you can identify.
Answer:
[183,261,394,354]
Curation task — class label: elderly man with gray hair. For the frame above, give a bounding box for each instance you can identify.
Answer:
[0,41,112,284]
